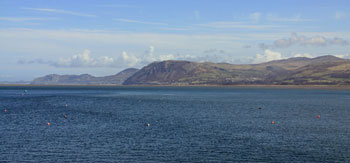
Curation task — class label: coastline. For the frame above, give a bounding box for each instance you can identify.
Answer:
[1,84,350,90]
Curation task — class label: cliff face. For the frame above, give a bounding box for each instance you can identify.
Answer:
[123,56,350,85]
[31,68,138,85]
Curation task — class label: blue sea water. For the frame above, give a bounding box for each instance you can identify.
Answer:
[0,86,349,162]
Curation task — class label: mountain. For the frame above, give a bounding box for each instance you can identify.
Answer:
[123,56,350,85]
[31,68,138,85]
[31,55,350,86]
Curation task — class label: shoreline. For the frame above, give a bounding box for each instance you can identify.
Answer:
[1,84,350,90]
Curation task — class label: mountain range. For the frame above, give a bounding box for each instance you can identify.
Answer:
[31,55,350,85]
[31,68,138,85]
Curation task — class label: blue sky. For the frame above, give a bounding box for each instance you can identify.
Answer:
[1,0,350,81]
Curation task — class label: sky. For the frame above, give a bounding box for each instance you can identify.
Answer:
[1,0,350,81]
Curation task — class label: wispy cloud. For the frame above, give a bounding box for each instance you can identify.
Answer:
[96,4,141,9]
[0,17,50,22]
[249,12,262,22]
[114,18,167,25]
[259,33,349,49]
[22,7,97,18]
[266,14,315,22]
[274,33,348,47]
[198,21,281,29]
[18,58,53,65]
[5,28,350,68]
[335,11,350,20]
[18,49,116,68]
[159,27,193,31]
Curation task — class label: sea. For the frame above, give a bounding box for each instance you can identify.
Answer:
[0,86,349,162]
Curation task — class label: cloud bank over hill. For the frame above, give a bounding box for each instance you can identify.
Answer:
[254,49,282,63]
[18,46,179,68]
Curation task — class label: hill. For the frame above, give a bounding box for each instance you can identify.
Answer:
[123,56,350,85]
[31,68,138,85]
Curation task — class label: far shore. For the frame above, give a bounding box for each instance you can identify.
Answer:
[1,84,350,90]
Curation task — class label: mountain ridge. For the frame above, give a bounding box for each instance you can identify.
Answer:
[123,56,350,85]
[31,56,350,85]
[31,68,139,85]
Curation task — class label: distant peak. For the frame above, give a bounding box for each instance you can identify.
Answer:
[120,68,139,73]
[123,68,138,71]
[115,68,139,75]
[313,55,339,59]
[311,55,344,61]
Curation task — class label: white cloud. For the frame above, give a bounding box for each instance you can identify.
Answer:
[249,12,261,22]
[19,46,183,68]
[114,18,167,25]
[54,49,114,67]
[142,46,157,63]
[306,36,327,45]
[254,49,282,63]
[51,49,143,68]
[4,28,350,71]
[159,54,175,61]
[334,54,345,58]
[141,46,176,63]
[121,51,140,67]
[98,56,115,66]
[22,7,97,18]
[334,54,350,59]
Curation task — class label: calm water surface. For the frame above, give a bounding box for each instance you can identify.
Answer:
[0,86,349,162]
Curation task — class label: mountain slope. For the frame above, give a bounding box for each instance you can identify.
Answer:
[31,68,138,85]
[279,61,350,84]
[32,55,350,85]
[123,60,268,85]
[123,56,350,85]
[95,68,139,84]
